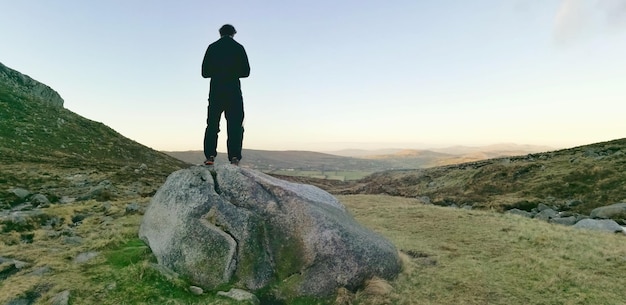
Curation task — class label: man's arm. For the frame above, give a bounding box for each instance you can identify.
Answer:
[239,46,250,78]
[201,46,212,78]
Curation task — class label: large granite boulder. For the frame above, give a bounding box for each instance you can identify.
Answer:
[139,165,401,299]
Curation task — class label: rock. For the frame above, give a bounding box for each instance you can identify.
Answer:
[139,165,402,299]
[30,194,50,206]
[537,203,552,212]
[78,180,117,201]
[590,202,626,220]
[416,196,431,204]
[217,288,260,305]
[573,219,625,233]
[9,188,30,199]
[534,208,558,221]
[189,286,204,295]
[566,199,583,208]
[506,208,532,218]
[0,257,29,280]
[59,196,76,204]
[63,236,84,245]
[28,266,52,276]
[50,290,70,305]
[125,202,141,214]
[550,216,577,226]
[73,252,99,264]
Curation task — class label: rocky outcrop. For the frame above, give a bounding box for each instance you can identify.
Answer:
[0,62,64,108]
[139,165,401,299]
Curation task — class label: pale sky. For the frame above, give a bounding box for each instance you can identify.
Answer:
[1,0,625,152]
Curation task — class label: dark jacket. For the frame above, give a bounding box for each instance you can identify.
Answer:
[201,36,250,80]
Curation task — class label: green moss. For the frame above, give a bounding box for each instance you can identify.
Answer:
[105,238,153,269]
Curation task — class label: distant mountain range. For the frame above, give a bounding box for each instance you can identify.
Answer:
[163,143,555,180]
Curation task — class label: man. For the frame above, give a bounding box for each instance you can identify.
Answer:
[201,24,250,166]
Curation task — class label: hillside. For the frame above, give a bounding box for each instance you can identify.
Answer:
[341,138,626,215]
[0,62,188,207]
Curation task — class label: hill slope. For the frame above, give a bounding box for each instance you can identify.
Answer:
[0,62,188,206]
[343,138,626,215]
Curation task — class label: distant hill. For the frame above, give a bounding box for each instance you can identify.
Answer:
[165,144,555,180]
[164,149,395,172]
[0,62,188,206]
[340,138,626,215]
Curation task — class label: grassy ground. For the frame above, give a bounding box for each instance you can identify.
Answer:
[342,195,626,305]
[1,195,625,304]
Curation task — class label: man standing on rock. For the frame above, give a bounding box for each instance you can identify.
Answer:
[201,24,250,166]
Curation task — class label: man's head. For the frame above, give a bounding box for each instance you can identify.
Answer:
[219,24,237,37]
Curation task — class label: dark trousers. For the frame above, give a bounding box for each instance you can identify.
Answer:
[203,89,245,161]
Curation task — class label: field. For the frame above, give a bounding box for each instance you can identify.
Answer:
[2,195,625,304]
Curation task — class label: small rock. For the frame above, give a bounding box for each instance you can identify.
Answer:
[537,203,552,212]
[30,194,50,206]
[550,216,577,226]
[189,286,203,295]
[73,252,99,264]
[416,196,431,204]
[101,202,112,213]
[217,288,260,305]
[574,219,625,233]
[106,282,117,290]
[125,202,141,214]
[10,188,31,199]
[50,290,70,305]
[590,202,626,220]
[28,266,52,276]
[63,236,84,245]
[59,197,76,204]
[534,208,558,221]
[506,209,532,218]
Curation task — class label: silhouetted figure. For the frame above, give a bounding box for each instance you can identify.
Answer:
[201,24,250,166]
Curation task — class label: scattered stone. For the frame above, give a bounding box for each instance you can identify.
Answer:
[537,203,552,212]
[416,196,431,204]
[9,188,30,199]
[217,288,260,305]
[101,202,112,213]
[0,257,29,280]
[566,199,583,208]
[506,209,533,218]
[59,197,75,204]
[30,194,50,206]
[550,216,577,226]
[28,266,52,276]
[590,202,626,220]
[189,286,204,295]
[73,252,99,264]
[78,180,117,201]
[573,219,625,234]
[50,290,70,305]
[63,236,84,245]
[125,202,141,214]
[534,208,558,221]
[106,282,117,290]
[71,214,86,224]
[10,203,34,212]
